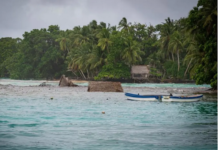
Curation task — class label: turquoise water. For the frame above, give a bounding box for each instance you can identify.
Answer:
[0,93,217,150]
[78,82,211,88]
[0,79,58,86]
[0,79,211,88]
[121,83,211,88]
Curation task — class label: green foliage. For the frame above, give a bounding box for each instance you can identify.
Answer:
[164,61,178,78]
[95,63,130,80]
[0,37,20,77]
[210,74,217,89]
[164,61,186,79]
[1,25,67,79]
[149,67,162,77]
[186,0,217,89]
[0,0,216,89]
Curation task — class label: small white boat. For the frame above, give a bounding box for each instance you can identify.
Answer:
[125,93,160,101]
[162,94,203,102]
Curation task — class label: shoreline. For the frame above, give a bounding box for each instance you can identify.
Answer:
[0,78,197,84]
[0,84,216,101]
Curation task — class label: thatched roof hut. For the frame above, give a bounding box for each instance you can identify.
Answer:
[88,81,123,92]
[131,65,150,79]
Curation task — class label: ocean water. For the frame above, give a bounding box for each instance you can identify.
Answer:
[0,92,217,150]
[0,79,211,88]
[0,79,216,149]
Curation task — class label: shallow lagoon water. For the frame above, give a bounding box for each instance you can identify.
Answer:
[0,79,217,150]
[0,79,212,88]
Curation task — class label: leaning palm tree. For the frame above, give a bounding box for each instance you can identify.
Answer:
[183,34,206,77]
[87,45,106,71]
[67,44,91,79]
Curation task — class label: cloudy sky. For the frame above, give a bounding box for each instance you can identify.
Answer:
[0,0,198,38]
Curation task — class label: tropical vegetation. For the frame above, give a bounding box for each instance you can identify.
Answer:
[0,0,216,89]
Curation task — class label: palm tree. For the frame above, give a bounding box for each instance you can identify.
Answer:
[118,17,131,32]
[88,20,98,30]
[71,26,91,46]
[183,34,206,77]
[56,37,71,53]
[67,44,91,79]
[87,45,106,70]
[158,17,175,61]
[198,0,217,35]
[98,22,107,29]
[169,31,184,72]
[96,28,112,53]
[187,0,217,36]
[121,37,145,66]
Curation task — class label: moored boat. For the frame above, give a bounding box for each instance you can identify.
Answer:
[162,94,203,102]
[125,93,160,101]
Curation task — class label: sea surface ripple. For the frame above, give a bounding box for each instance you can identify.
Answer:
[0,92,217,150]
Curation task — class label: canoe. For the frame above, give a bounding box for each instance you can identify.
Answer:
[162,94,203,102]
[125,93,203,102]
[125,93,160,101]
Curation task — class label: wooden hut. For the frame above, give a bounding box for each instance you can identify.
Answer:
[131,65,150,79]
[88,81,123,92]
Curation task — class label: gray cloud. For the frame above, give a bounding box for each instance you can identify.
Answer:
[0,0,198,38]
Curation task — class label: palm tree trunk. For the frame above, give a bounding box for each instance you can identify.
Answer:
[171,52,174,61]
[162,68,165,78]
[71,71,78,78]
[106,45,109,54]
[86,69,90,79]
[177,50,180,72]
[80,70,86,79]
[91,72,94,78]
[78,70,83,78]
[184,58,193,77]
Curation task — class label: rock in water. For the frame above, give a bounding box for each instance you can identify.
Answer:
[39,82,52,87]
[39,82,46,87]
[59,75,78,87]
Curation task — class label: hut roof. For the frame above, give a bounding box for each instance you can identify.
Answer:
[88,81,123,92]
[131,65,150,74]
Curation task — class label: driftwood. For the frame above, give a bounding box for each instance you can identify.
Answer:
[88,81,123,92]
[59,75,78,87]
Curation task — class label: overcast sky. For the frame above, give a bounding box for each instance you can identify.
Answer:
[0,0,198,38]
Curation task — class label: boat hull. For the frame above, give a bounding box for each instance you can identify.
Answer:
[126,97,159,101]
[125,93,159,101]
[162,95,203,102]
